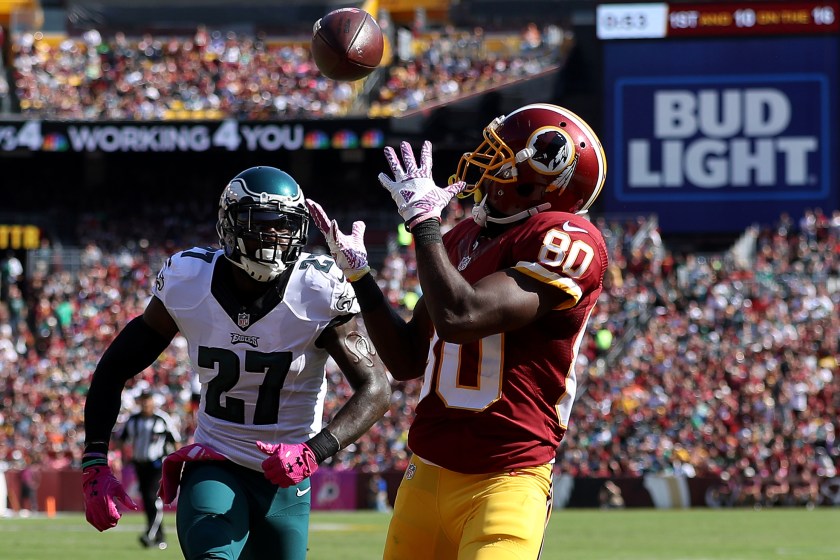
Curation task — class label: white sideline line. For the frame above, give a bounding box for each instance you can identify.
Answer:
[309,523,381,532]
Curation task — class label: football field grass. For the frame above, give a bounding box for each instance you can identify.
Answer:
[1,508,839,559]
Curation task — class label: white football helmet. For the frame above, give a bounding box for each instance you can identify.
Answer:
[216,166,309,282]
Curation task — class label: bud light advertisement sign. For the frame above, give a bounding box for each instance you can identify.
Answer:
[602,36,838,233]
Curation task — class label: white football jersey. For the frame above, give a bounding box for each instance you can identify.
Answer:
[152,247,359,472]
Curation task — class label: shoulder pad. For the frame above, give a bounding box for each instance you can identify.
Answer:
[153,247,220,310]
[285,252,360,320]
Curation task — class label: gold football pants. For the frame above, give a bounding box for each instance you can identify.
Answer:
[383,456,553,560]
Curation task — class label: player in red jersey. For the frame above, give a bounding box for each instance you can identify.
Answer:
[307,103,608,559]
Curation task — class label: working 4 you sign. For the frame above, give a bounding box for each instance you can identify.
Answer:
[0,119,387,153]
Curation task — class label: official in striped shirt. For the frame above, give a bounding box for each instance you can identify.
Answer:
[117,391,181,549]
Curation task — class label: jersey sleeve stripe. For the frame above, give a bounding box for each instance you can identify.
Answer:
[513,262,582,309]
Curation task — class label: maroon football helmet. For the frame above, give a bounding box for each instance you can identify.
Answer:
[451,103,607,226]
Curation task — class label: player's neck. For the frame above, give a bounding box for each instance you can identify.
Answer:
[227,261,280,302]
[481,220,510,238]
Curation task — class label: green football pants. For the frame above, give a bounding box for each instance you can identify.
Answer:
[176,461,311,560]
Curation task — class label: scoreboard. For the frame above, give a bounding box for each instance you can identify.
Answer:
[597,1,838,39]
[597,2,839,234]
[668,2,838,36]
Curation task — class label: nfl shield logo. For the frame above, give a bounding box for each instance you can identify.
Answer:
[237,312,250,329]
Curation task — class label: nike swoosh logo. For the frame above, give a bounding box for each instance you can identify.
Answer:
[296,487,311,497]
[562,221,589,234]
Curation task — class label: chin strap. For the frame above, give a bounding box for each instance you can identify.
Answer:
[471,197,552,227]
[228,248,286,282]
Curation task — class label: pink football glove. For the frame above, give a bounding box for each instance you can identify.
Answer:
[377,140,466,231]
[82,465,138,532]
[257,441,319,488]
[158,443,226,504]
[306,199,370,281]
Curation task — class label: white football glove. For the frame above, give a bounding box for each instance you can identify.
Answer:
[306,199,370,282]
[377,140,466,231]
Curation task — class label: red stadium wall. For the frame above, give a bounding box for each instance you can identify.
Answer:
[1,468,404,513]
[4,469,85,512]
[5,469,840,513]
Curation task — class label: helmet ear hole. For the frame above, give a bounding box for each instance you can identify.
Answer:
[515,183,536,198]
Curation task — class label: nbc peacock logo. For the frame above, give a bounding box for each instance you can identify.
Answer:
[361,129,384,148]
[304,130,330,149]
[331,130,359,149]
[41,133,70,152]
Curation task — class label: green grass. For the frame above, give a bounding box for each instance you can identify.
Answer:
[1,509,839,559]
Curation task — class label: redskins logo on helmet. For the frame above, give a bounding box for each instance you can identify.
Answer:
[451,103,606,226]
[529,127,574,174]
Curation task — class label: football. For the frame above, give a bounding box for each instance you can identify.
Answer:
[311,7,384,81]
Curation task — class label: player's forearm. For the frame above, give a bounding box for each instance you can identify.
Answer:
[84,316,172,446]
[84,378,125,447]
[351,274,426,380]
[412,220,479,340]
[324,374,391,449]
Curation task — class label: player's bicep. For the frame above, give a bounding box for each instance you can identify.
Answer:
[469,269,571,333]
[452,225,604,341]
[511,226,603,310]
[142,295,179,340]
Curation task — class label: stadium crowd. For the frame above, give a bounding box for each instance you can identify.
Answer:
[368,22,568,117]
[560,208,839,508]
[1,204,837,509]
[11,27,358,120]
[5,23,566,120]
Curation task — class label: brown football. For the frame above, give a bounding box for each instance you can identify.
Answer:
[311,8,384,81]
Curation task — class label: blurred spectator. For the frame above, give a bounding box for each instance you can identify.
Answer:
[0,71,9,113]
[367,473,391,512]
[598,480,625,509]
[18,463,38,513]
[0,250,23,301]
[0,24,9,113]
[520,23,543,53]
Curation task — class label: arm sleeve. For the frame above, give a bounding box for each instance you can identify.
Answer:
[83,316,173,447]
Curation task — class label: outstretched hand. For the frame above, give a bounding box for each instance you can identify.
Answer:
[306,199,370,282]
[377,140,466,231]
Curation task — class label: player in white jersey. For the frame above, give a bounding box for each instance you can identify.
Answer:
[82,166,391,560]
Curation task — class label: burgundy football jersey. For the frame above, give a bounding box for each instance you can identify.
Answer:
[407,212,608,474]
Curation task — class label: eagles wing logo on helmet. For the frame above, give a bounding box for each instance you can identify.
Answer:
[529,128,573,174]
